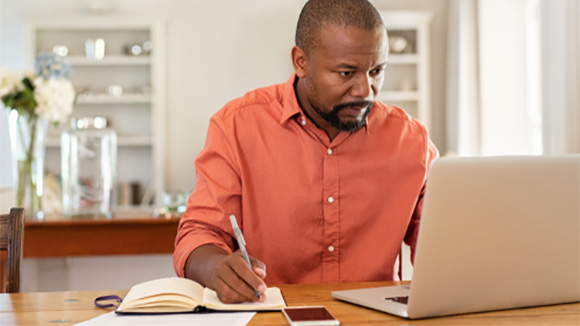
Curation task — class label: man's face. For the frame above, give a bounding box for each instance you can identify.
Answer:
[296,24,388,133]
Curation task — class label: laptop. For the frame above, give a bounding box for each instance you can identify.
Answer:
[332,155,580,319]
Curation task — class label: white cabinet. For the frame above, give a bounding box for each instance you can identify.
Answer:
[380,11,432,131]
[28,17,166,208]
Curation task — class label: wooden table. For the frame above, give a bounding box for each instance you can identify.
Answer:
[23,211,180,257]
[1,282,578,325]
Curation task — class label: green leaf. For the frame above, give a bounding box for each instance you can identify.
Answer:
[22,77,35,91]
[3,95,15,108]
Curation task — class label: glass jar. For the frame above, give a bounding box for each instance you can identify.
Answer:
[61,117,117,217]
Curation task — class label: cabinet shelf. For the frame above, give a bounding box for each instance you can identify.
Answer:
[46,135,152,148]
[67,56,151,66]
[76,94,151,104]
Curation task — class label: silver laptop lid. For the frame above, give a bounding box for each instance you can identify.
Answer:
[408,155,580,319]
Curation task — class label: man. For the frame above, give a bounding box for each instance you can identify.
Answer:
[174,0,439,304]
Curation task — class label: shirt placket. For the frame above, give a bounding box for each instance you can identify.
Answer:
[296,115,349,282]
[322,144,340,282]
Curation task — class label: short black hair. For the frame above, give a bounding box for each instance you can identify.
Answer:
[295,0,385,55]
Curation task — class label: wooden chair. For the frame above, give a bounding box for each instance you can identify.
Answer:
[0,207,24,293]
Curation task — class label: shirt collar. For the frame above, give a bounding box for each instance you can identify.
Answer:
[279,73,371,134]
[280,73,302,125]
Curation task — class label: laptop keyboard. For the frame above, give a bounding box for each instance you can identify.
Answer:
[385,296,409,304]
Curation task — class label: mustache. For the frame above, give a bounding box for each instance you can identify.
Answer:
[333,100,374,112]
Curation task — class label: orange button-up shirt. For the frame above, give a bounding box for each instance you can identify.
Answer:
[174,74,438,285]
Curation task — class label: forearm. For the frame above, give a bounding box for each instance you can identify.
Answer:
[184,244,229,289]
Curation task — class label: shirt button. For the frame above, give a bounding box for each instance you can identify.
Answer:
[327,196,334,203]
[328,245,335,252]
[327,148,333,155]
[300,117,306,125]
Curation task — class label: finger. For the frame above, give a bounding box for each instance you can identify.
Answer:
[253,266,266,279]
[215,260,259,302]
[215,265,257,303]
[250,256,267,279]
[257,291,268,303]
[212,276,248,304]
[230,253,267,298]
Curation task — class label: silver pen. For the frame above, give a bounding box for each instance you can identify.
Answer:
[229,214,262,300]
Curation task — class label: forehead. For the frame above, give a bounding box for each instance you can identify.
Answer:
[312,24,388,67]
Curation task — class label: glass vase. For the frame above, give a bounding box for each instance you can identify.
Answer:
[8,110,48,218]
[61,117,117,217]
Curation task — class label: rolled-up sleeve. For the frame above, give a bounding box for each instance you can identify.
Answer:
[173,114,242,277]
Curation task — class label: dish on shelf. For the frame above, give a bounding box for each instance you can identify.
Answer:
[389,35,408,54]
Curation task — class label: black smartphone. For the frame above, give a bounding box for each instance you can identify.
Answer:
[282,306,340,326]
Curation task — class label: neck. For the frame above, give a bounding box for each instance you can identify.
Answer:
[294,78,340,141]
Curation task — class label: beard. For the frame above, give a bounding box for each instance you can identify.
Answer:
[308,98,373,133]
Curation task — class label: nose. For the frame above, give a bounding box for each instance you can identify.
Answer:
[350,73,374,99]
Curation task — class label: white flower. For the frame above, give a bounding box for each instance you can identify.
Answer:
[23,69,35,82]
[0,68,24,97]
[33,77,75,123]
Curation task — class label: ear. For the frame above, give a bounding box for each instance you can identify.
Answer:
[291,45,308,78]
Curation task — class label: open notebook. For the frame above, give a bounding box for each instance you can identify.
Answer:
[116,277,286,314]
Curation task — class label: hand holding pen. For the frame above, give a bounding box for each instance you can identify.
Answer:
[222,214,266,302]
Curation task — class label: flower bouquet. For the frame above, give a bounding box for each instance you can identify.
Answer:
[1,52,75,217]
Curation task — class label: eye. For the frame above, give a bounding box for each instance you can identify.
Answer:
[339,71,354,77]
[370,67,385,77]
